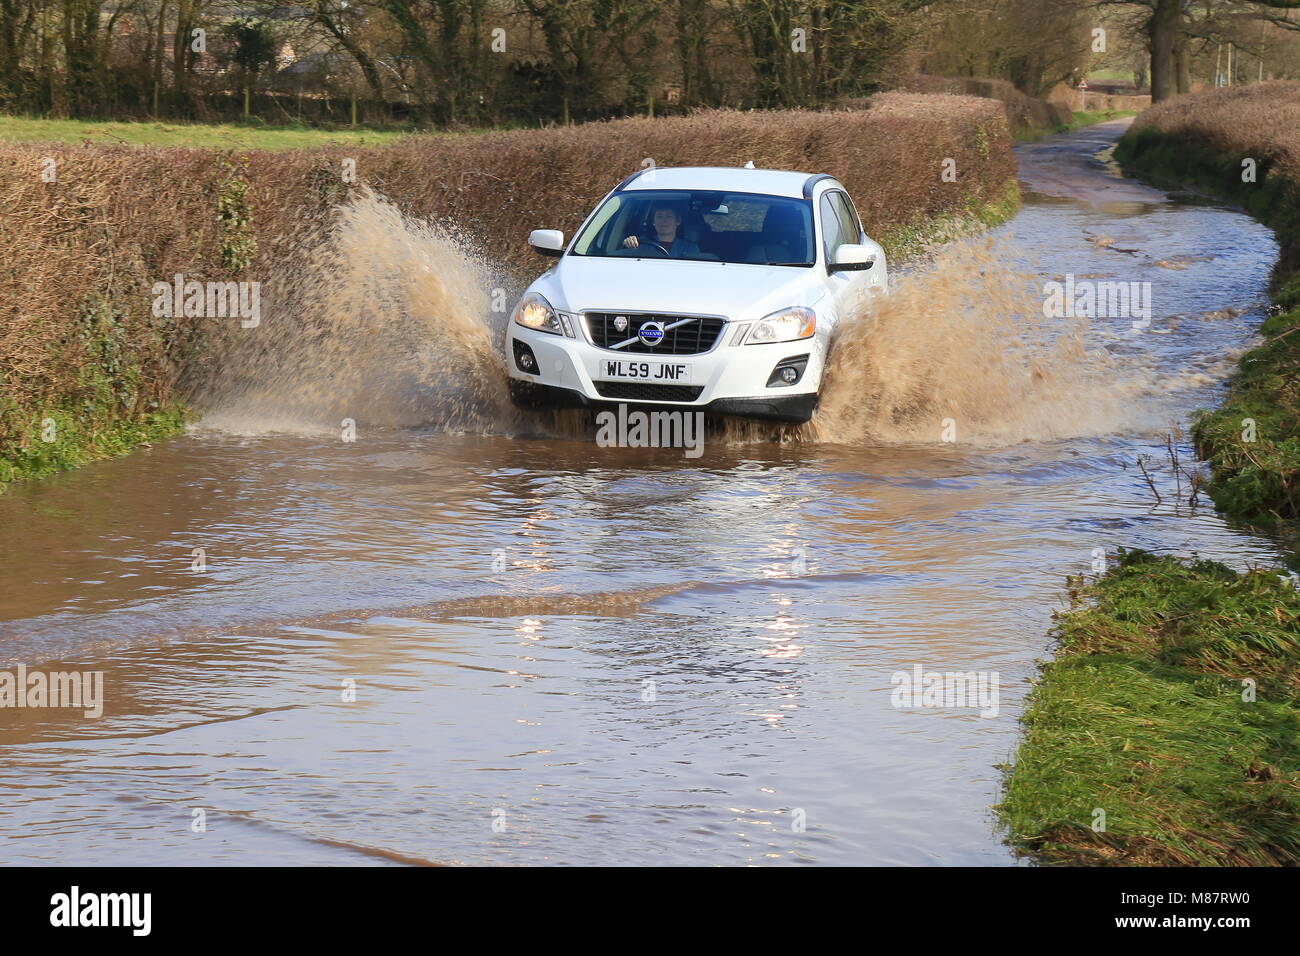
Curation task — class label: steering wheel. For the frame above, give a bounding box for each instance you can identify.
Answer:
[613,238,670,258]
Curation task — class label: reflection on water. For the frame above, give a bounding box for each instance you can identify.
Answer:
[0,123,1284,865]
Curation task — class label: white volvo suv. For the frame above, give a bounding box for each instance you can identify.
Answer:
[505,166,887,423]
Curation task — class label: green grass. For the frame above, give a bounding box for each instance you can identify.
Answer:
[997,549,1300,866]
[1,293,189,488]
[5,109,1133,152]
[0,403,187,487]
[0,115,420,150]
[1063,109,1137,130]
[1013,109,1137,144]
[1191,303,1300,544]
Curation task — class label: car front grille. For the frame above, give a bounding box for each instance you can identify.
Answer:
[584,313,725,355]
[593,382,705,403]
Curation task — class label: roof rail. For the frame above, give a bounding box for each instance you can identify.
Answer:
[802,174,834,198]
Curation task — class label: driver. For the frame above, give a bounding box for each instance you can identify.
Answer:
[622,203,700,257]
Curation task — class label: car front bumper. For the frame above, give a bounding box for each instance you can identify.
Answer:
[508,378,818,423]
[505,325,822,424]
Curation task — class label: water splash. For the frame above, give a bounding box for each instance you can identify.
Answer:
[196,187,515,436]
[809,237,1126,445]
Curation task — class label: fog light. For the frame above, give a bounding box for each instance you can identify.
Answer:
[766,354,809,388]
[513,339,539,374]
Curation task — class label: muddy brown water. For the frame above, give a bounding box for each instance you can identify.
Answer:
[0,121,1284,865]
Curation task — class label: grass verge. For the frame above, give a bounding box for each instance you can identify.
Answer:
[1,291,192,490]
[997,549,1300,866]
[0,404,187,487]
[1013,109,1137,144]
[0,115,414,149]
[1062,109,1137,131]
[1114,84,1300,553]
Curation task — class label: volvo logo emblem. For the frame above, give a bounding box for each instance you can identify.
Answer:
[613,315,628,332]
[638,321,665,346]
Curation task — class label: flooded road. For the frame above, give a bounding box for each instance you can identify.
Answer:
[0,121,1283,865]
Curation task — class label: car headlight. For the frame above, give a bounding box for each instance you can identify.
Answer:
[746,306,816,345]
[513,293,565,336]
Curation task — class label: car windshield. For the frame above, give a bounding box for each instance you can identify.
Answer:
[570,190,815,266]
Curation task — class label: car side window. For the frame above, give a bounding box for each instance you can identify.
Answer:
[831,192,863,243]
[819,193,849,262]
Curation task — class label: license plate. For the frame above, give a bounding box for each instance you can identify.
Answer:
[598,359,693,383]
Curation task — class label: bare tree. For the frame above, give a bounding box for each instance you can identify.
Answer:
[1101,0,1300,101]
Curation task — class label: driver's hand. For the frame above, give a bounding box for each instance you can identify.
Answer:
[622,235,639,248]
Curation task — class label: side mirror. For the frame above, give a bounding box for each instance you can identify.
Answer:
[830,243,875,272]
[529,229,565,257]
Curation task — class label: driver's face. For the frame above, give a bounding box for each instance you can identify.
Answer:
[652,208,680,237]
